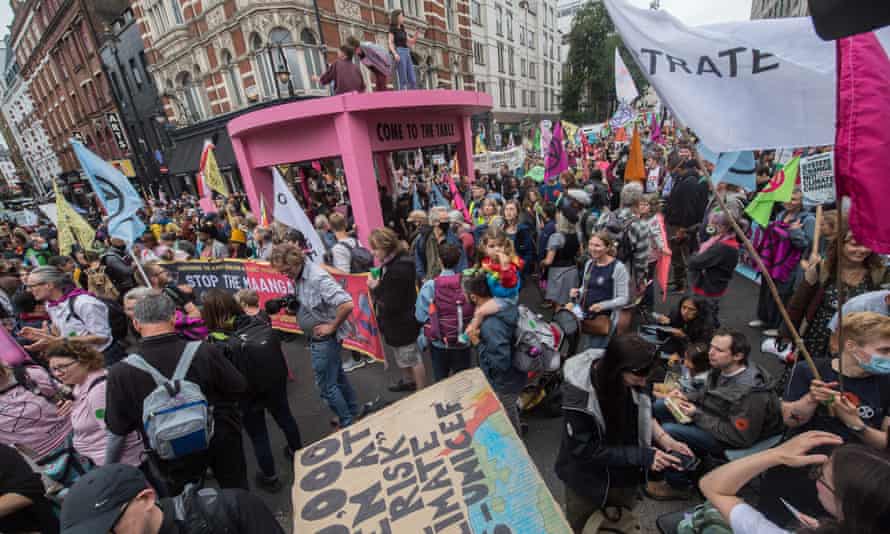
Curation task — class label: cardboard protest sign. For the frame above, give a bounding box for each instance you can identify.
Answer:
[292,368,572,534]
[161,259,384,360]
[799,151,836,207]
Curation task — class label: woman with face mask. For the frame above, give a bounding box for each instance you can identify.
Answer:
[756,311,890,526]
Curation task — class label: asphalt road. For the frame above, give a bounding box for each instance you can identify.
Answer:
[246,272,781,533]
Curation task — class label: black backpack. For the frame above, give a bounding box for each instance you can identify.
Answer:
[338,240,375,274]
[68,294,130,343]
[221,318,288,394]
[175,485,236,534]
[601,211,635,264]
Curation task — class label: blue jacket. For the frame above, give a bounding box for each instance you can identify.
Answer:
[477,303,525,394]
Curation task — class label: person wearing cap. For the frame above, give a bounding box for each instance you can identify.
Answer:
[60,463,284,534]
[448,209,475,261]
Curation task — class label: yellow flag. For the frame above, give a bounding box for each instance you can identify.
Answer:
[475,134,486,154]
[200,141,229,197]
[55,182,96,255]
[562,121,579,142]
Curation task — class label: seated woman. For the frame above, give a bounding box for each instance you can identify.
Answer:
[555,334,693,532]
[701,431,890,534]
[758,311,890,526]
[569,233,630,352]
[655,296,716,358]
[45,340,142,466]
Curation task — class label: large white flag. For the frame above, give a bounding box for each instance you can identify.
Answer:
[603,0,836,152]
[272,167,326,264]
[614,47,639,103]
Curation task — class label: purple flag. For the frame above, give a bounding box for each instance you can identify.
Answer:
[0,327,29,366]
[545,122,569,180]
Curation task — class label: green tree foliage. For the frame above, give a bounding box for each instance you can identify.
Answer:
[561,2,647,123]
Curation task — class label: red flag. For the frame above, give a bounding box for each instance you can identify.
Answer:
[835,30,890,253]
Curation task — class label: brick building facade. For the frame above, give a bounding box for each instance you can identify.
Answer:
[10,0,132,179]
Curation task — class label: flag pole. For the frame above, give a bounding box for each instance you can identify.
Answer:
[834,199,846,393]
[697,155,823,382]
[129,248,151,287]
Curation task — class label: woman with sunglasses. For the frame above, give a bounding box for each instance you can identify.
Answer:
[701,430,890,534]
[45,340,142,466]
[556,334,694,532]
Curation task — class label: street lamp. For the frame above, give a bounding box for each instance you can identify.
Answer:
[519,0,532,141]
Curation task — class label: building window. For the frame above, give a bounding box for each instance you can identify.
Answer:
[509,79,516,108]
[471,0,482,24]
[221,50,242,107]
[269,27,305,91]
[530,90,536,107]
[520,58,526,76]
[169,0,184,25]
[508,47,514,75]
[499,78,506,107]
[251,33,275,99]
[519,25,525,46]
[529,61,536,79]
[473,42,485,65]
[529,30,535,49]
[388,0,421,16]
[521,89,526,107]
[544,89,548,111]
[138,52,152,84]
[478,81,486,93]
[495,5,503,36]
[446,0,456,30]
[301,29,324,90]
[497,42,504,73]
[177,71,204,121]
[129,58,143,88]
[506,11,513,41]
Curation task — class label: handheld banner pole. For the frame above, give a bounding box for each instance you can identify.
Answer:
[834,199,847,393]
[699,163,823,382]
[129,248,151,287]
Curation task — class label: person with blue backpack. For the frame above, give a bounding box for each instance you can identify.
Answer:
[104,292,249,496]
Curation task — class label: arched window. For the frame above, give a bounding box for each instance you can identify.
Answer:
[269,27,304,91]
[301,29,323,89]
[177,71,204,122]
[221,49,242,107]
[250,33,274,98]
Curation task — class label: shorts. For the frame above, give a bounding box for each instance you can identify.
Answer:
[387,343,422,368]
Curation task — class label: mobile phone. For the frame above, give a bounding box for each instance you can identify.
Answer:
[780,498,806,524]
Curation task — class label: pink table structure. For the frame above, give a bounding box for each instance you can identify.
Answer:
[227,90,493,246]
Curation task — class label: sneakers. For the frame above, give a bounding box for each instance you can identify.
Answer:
[748,319,765,328]
[762,328,780,338]
[342,357,367,373]
[255,473,283,493]
[762,337,794,364]
[644,480,693,501]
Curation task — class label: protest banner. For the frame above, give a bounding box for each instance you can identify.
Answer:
[161,259,385,361]
[291,368,572,533]
[472,146,526,175]
[799,151,836,207]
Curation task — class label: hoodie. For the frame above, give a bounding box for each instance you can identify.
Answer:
[687,235,740,297]
[555,350,654,507]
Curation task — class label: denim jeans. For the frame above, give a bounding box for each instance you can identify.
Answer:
[430,345,472,382]
[653,399,723,488]
[396,47,416,90]
[310,338,359,426]
[242,384,304,479]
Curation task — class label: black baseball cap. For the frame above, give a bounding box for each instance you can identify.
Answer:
[60,464,150,534]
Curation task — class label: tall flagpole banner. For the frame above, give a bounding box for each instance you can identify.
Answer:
[603,0,837,152]
[71,139,145,247]
[614,47,640,103]
[272,167,326,263]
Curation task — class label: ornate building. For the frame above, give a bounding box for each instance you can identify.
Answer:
[135,0,475,126]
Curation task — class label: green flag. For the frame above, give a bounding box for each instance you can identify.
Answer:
[745,156,800,227]
[525,165,545,183]
[534,128,541,152]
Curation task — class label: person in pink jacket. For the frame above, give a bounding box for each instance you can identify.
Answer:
[0,361,71,460]
[45,340,142,466]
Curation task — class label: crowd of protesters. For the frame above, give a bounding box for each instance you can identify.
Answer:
[0,121,888,534]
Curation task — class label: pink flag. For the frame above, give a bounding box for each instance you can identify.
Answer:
[311,160,322,172]
[446,175,470,222]
[835,30,890,253]
[545,121,569,180]
[655,213,671,302]
[0,327,29,366]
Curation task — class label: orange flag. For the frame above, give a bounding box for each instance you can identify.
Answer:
[614,126,627,142]
[623,125,646,182]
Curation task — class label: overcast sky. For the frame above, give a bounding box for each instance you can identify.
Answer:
[626,0,752,25]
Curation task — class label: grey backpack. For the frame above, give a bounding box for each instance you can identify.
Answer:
[124,342,214,460]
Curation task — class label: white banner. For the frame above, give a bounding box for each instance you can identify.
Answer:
[473,146,527,174]
[615,47,640,103]
[799,151,836,207]
[603,0,836,152]
[272,167,326,263]
[38,203,58,225]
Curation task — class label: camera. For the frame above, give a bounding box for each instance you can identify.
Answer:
[265,294,300,315]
